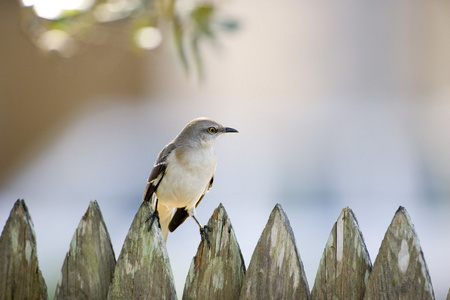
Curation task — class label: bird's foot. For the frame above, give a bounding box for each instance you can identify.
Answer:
[200,225,212,248]
[145,210,160,231]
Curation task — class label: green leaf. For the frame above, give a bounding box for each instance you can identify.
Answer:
[191,4,215,37]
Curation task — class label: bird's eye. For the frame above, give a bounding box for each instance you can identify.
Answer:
[208,127,217,134]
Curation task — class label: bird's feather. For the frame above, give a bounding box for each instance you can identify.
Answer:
[168,176,214,232]
[143,143,176,202]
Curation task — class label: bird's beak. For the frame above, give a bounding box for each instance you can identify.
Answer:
[224,127,239,133]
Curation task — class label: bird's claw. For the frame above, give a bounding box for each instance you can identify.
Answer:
[200,225,212,248]
[145,210,160,231]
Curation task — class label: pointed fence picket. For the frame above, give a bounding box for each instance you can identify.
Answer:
[364,207,434,300]
[183,203,245,300]
[0,199,442,300]
[54,201,116,300]
[239,204,310,300]
[311,207,371,299]
[107,201,176,300]
[0,200,47,300]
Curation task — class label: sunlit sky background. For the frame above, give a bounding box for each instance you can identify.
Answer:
[1,0,450,299]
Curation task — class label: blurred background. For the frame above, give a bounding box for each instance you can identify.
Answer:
[1,0,450,298]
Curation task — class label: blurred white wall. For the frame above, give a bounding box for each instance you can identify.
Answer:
[1,0,450,298]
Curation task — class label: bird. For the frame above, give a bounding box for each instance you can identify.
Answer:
[143,117,238,244]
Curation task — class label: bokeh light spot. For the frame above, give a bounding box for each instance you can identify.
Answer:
[134,27,162,50]
[37,29,77,57]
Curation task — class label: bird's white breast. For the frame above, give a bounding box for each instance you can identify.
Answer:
[156,146,217,209]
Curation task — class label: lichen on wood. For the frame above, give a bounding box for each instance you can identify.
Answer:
[0,199,47,300]
[364,206,435,299]
[183,203,246,300]
[107,201,176,300]
[239,204,310,300]
[54,200,116,300]
[312,207,372,300]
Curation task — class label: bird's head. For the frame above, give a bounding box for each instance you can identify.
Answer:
[177,117,238,148]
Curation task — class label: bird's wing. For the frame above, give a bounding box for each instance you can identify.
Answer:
[143,143,176,202]
[168,176,214,232]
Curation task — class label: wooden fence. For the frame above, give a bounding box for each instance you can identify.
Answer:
[0,199,447,300]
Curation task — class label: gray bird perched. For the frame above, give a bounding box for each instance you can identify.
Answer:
[143,117,238,243]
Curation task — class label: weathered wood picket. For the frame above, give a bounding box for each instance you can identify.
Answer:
[0,199,444,300]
